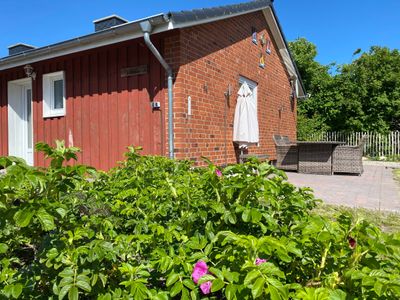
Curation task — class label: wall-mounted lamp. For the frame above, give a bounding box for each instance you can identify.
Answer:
[23,64,36,80]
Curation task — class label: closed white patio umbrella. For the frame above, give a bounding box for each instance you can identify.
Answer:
[233,81,259,149]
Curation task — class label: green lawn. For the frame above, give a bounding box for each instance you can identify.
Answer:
[313,204,400,233]
[394,169,400,183]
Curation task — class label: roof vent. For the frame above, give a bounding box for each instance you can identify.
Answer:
[8,43,36,56]
[93,15,128,32]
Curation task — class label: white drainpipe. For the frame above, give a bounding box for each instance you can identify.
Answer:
[140,20,174,159]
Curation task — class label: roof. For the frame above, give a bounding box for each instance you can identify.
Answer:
[169,0,272,24]
[0,0,305,96]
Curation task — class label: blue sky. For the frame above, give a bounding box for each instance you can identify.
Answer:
[1,0,399,65]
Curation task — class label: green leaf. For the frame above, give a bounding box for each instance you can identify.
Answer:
[14,208,34,227]
[269,285,283,300]
[59,277,74,287]
[59,284,72,300]
[251,277,265,298]
[170,281,183,297]
[209,267,224,281]
[222,269,234,283]
[244,270,260,285]
[211,278,224,293]
[373,281,383,297]
[225,284,237,300]
[181,288,190,300]
[198,275,215,285]
[59,268,74,278]
[99,274,107,287]
[68,286,79,300]
[329,289,347,300]
[0,243,8,254]
[251,209,262,223]
[166,273,179,287]
[76,280,91,293]
[228,212,237,224]
[183,279,196,290]
[56,207,67,218]
[242,209,251,222]
[190,290,199,300]
[11,283,23,299]
[37,208,55,231]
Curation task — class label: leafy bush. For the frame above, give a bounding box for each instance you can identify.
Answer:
[0,142,399,299]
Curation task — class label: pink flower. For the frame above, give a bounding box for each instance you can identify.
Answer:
[192,261,208,284]
[192,261,212,295]
[215,169,222,177]
[256,258,267,266]
[200,281,212,294]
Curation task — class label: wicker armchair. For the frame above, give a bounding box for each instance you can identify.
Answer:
[273,135,298,171]
[333,136,366,175]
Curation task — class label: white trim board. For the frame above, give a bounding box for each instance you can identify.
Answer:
[7,77,34,165]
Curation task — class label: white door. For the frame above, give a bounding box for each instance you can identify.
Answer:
[8,78,33,165]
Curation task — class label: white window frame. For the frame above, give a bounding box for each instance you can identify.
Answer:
[239,76,258,113]
[43,71,66,118]
[239,76,259,147]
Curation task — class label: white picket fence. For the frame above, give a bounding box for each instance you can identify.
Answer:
[306,131,400,157]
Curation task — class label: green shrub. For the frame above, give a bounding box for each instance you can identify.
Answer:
[0,142,399,299]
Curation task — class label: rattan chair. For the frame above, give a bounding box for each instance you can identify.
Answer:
[333,136,366,175]
[273,135,298,171]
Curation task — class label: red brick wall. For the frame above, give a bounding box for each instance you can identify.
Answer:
[165,11,297,165]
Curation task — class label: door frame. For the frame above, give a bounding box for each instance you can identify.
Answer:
[7,77,33,165]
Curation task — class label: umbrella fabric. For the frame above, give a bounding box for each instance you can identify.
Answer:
[233,81,259,148]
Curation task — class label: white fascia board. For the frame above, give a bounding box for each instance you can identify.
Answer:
[170,6,270,30]
[262,7,305,97]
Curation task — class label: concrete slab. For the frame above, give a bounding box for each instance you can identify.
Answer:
[286,164,400,212]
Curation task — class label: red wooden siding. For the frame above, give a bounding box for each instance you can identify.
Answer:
[0,39,166,170]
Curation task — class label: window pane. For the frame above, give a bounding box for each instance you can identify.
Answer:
[53,79,64,109]
[27,89,32,148]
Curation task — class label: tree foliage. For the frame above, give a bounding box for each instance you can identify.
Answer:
[289,38,400,138]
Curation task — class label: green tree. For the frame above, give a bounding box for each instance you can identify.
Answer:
[339,46,400,132]
[288,38,333,138]
[289,38,400,136]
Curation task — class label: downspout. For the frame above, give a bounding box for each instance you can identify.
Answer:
[140,20,174,159]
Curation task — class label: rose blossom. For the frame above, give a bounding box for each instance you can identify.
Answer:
[256,258,267,265]
[192,261,212,295]
[200,281,212,294]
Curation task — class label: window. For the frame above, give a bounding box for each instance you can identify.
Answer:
[239,76,258,111]
[43,71,66,118]
[236,76,259,146]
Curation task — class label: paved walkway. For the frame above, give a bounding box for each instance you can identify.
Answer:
[286,162,400,212]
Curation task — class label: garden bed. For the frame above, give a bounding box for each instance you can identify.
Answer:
[0,142,399,299]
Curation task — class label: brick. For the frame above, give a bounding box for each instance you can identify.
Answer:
[164,11,297,166]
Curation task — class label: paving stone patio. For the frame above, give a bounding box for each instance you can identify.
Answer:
[286,161,400,212]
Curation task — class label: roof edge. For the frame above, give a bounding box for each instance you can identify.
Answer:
[269,5,306,97]
[169,0,272,25]
[93,14,129,24]
[0,0,304,94]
